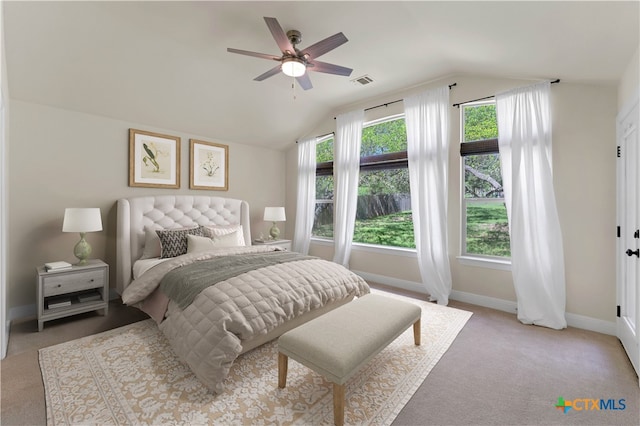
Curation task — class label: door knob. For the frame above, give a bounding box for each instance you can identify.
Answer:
[626,249,640,257]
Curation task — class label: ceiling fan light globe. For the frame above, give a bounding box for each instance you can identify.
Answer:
[281,59,306,77]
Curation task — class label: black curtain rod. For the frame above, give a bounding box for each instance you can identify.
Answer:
[296,131,334,144]
[452,79,560,108]
[364,82,457,113]
[297,83,458,143]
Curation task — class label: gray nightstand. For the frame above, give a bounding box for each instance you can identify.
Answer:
[253,239,292,251]
[36,259,109,331]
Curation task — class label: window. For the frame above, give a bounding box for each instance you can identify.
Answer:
[460,102,510,258]
[313,136,334,238]
[312,115,414,249]
[356,116,412,248]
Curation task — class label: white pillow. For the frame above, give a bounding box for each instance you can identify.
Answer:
[202,225,246,246]
[186,230,246,254]
[187,234,218,253]
[140,227,162,259]
[213,228,246,247]
[202,224,242,237]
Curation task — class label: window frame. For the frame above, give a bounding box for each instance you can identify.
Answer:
[460,194,510,260]
[312,134,336,241]
[311,114,415,251]
[459,101,511,264]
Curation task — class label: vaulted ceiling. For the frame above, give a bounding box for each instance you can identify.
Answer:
[4,1,638,149]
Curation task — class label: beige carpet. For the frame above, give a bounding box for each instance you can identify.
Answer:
[39,292,471,425]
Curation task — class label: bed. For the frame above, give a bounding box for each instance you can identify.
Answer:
[116,195,370,393]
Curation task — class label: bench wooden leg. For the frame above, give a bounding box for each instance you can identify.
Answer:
[278,353,288,388]
[413,319,421,345]
[333,382,345,426]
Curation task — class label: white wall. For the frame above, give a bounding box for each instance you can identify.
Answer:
[286,74,619,330]
[618,46,639,110]
[7,101,287,317]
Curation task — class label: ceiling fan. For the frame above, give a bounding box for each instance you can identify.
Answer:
[227,17,353,90]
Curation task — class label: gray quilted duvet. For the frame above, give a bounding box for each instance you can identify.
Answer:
[122,246,370,393]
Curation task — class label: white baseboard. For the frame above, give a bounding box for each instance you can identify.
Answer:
[565,312,616,336]
[450,289,518,315]
[352,270,428,296]
[353,270,616,336]
[1,319,9,359]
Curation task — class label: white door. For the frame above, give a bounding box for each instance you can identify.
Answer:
[0,92,4,360]
[0,86,5,359]
[617,93,640,384]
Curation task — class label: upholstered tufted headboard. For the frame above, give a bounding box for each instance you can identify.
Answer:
[116,195,251,294]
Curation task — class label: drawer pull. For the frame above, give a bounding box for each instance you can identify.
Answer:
[89,279,94,282]
[57,284,62,288]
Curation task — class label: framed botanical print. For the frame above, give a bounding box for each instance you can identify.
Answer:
[129,129,180,188]
[190,139,229,191]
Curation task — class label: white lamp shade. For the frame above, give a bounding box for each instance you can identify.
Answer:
[281,58,306,77]
[62,208,103,233]
[264,207,286,222]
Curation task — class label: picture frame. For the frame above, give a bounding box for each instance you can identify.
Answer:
[129,129,180,188]
[190,139,229,191]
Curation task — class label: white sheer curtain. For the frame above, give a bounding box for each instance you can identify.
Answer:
[404,86,452,305]
[333,109,364,267]
[292,136,317,255]
[496,81,567,330]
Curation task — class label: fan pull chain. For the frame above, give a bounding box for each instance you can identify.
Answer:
[291,75,297,101]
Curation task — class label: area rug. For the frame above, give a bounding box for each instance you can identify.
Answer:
[40,290,472,425]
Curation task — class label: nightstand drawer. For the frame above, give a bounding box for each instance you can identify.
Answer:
[43,269,105,297]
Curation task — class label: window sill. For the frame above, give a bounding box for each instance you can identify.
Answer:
[310,238,417,258]
[457,255,511,271]
[309,239,511,269]
[309,237,333,246]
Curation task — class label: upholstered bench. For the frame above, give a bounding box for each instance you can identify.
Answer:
[277,293,422,426]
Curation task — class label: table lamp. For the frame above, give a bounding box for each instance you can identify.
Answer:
[62,208,103,265]
[264,207,286,240]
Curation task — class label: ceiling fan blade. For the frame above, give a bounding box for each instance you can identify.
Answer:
[254,65,283,82]
[301,32,348,59]
[264,17,296,55]
[308,60,353,77]
[296,73,313,90]
[227,48,280,61]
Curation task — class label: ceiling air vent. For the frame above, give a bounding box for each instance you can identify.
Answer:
[351,75,374,86]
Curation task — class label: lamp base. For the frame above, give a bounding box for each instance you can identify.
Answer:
[73,233,92,265]
[269,223,280,240]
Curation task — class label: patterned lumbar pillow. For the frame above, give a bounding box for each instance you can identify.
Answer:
[156,227,204,258]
